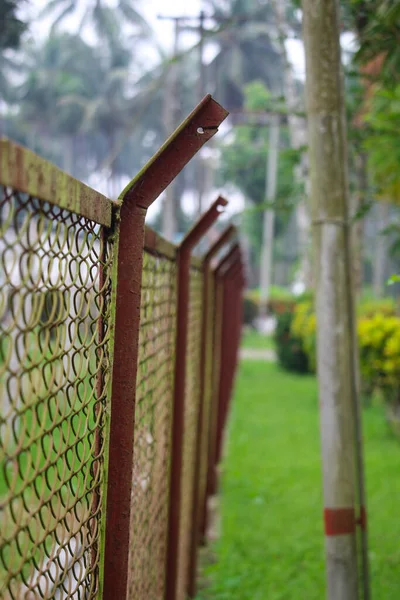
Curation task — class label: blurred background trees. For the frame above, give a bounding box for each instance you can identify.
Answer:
[1,0,400,303]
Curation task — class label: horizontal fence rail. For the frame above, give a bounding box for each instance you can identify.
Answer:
[0,95,244,600]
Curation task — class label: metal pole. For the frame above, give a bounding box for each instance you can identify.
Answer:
[166,196,228,600]
[196,10,206,217]
[187,225,236,597]
[103,96,228,600]
[259,115,280,316]
[162,18,181,240]
[303,0,367,597]
[207,248,242,497]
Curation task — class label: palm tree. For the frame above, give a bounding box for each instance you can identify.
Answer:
[203,0,283,109]
[40,0,151,43]
[14,33,102,172]
[0,0,26,50]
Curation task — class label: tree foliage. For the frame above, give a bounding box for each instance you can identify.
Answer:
[219,81,300,265]
[0,0,26,50]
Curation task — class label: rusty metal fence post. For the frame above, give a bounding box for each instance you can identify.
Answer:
[215,255,244,469]
[166,196,228,600]
[187,225,237,597]
[207,245,242,498]
[103,95,228,600]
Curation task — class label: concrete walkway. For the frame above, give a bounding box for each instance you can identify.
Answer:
[240,348,276,361]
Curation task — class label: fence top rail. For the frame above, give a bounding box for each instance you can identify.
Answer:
[0,137,113,226]
[144,225,203,269]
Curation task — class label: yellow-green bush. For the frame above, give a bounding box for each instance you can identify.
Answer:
[291,302,317,372]
[358,313,400,402]
[288,302,400,407]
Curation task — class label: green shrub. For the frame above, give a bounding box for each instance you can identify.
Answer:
[358,313,400,404]
[357,297,397,318]
[287,299,400,410]
[291,301,317,372]
[274,311,310,373]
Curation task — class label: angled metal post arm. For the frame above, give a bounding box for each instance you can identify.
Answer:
[166,196,228,600]
[103,97,228,600]
[214,243,241,279]
[203,224,236,266]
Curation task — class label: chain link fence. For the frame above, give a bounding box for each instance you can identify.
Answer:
[0,96,243,600]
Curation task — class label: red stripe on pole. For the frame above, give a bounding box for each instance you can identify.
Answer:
[324,508,356,536]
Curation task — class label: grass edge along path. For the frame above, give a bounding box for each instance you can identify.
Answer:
[197,359,400,599]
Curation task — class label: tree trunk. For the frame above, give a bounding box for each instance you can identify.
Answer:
[259,115,279,316]
[272,0,311,289]
[350,153,368,299]
[373,201,389,298]
[303,0,369,598]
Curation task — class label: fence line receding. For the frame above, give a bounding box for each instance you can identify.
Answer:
[0,95,244,600]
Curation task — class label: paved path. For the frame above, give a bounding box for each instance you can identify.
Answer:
[240,348,276,361]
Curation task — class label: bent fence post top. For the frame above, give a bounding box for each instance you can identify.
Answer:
[203,224,237,265]
[104,96,228,600]
[180,195,228,251]
[214,243,241,278]
[166,195,228,600]
[118,95,228,209]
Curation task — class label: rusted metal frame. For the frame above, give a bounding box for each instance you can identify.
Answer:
[103,96,228,600]
[215,275,232,467]
[166,195,228,600]
[210,246,242,472]
[144,225,177,260]
[144,226,203,269]
[187,225,236,598]
[206,250,242,500]
[214,261,244,472]
[0,137,113,226]
[202,254,243,528]
[221,264,244,443]
[215,275,238,472]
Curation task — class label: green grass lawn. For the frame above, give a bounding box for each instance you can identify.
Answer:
[198,360,400,599]
[241,329,275,350]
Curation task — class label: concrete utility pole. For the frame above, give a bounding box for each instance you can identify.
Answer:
[271,0,311,288]
[159,16,182,241]
[196,10,206,217]
[158,12,209,233]
[303,0,370,599]
[259,115,280,316]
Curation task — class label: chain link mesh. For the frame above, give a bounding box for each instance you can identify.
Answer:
[127,249,177,600]
[176,267,203,600]
[0,186,114,599]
